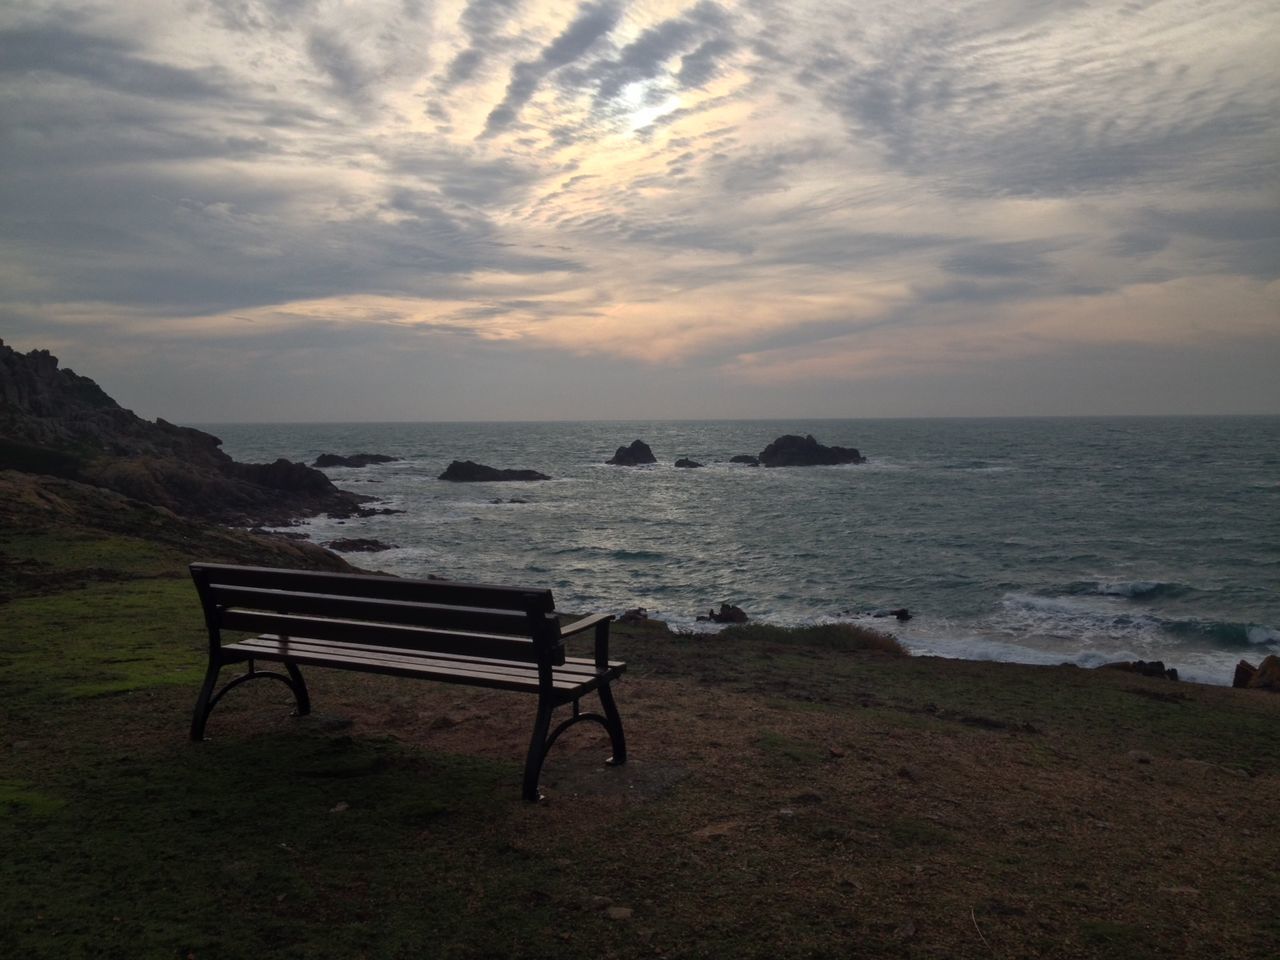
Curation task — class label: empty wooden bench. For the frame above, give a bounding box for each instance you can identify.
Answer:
[188,563,626,801]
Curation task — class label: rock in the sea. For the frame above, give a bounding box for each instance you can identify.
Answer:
[619,607,649,623]
[1099,660,1179,681]
[1249,654,1280,692]
[872,608,913,622]
[674,457,703,469]
[325,537,397,552]
[313,453,397,468]
[606,439,656,466]
[438,460,550,482]
[729,455,760,466]
[758,434,865,467]
[697,602,749,624]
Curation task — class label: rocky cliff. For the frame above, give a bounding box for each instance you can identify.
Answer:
[0,339,366,525]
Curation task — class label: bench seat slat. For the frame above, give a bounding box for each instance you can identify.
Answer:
[233,634,623,679]
[224,637,616,696]
[211,585,545,636]
[219,609,551,663]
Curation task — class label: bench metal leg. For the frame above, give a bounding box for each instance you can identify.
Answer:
[521,682,627,801]
[284,661,311,716]
[522,699,555,803]
[190,659,311,740]
[597,680,627,766]
[190,661,222,741]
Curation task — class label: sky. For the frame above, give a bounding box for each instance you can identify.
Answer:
[1,0,1277,422]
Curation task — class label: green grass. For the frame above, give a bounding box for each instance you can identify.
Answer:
[0,579,205,706]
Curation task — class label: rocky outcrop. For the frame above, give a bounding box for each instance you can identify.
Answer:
[313,453,397,468]
[1234,655,1280,691]
[674,458,703,469]
[0,339,367,525]
[698,603,749,624]
[730,455,760,466]
[1099,660,1180,682]
[757,434,865,467]
[607,440,656,466]
[438,460,550,482]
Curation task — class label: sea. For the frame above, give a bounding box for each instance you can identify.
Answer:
[198,417,1280,686]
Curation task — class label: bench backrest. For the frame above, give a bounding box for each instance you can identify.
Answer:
[190,563,565,666]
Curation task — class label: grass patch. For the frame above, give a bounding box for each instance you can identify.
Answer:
[719,621,907,656]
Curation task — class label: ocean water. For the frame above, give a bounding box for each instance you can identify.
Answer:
[199,417,1280,685]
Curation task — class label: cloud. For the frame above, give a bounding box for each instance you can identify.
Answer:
[1,0,1277,418]
[482,1,622,136]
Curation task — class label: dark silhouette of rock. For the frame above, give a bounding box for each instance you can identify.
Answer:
[1233,659,1258,688]
[619,607,650,623]
[1099,660,1179,681]
[0,339,367,525]
[697,602,749,624]
[1249,655,1280,691]
[438,460,550,482]
[757,434,865,467]
[313,453,397,468]
[674,458,703,468]
[873,608,913,622]
[730,455,760,466]
[326,538,398,553]
[607,439,656,466]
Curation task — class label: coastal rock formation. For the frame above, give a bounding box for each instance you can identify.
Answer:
[1099,660,1180,682]
[438,460,550,482]
[758,434,865,467]
[730,455,760,466]
[313,453,397,468]
[607,439,656,466]
[1234,655,1280,691]
[698,603,749,624]
[674,458,703,468]
[0,339,367,525]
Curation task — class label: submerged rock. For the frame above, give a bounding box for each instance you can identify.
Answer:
[729,455,760,466]
[757,434,865,467]
[674,457,703,469]
[607,439,657,466]
[438,460,550,482]
[313,453,397,468]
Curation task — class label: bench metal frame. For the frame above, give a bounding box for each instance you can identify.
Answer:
[189,563,626,802]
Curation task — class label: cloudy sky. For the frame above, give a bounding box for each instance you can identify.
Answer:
[2,0,1277,421]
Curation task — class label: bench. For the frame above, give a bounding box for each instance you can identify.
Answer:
[188,563,626,802]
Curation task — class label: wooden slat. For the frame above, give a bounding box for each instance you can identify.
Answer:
[209,585,546,638]
[223,639,607,696]
[233,635,623,679]
[193,562,555,613]
[219,610,544,663]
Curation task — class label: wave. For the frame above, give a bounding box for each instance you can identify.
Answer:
[999,592,1278,653]
[1164,620,1280,649]
[1064,579,1194,600]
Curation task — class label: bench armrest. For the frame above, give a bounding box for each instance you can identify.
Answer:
[560,613,615,671]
